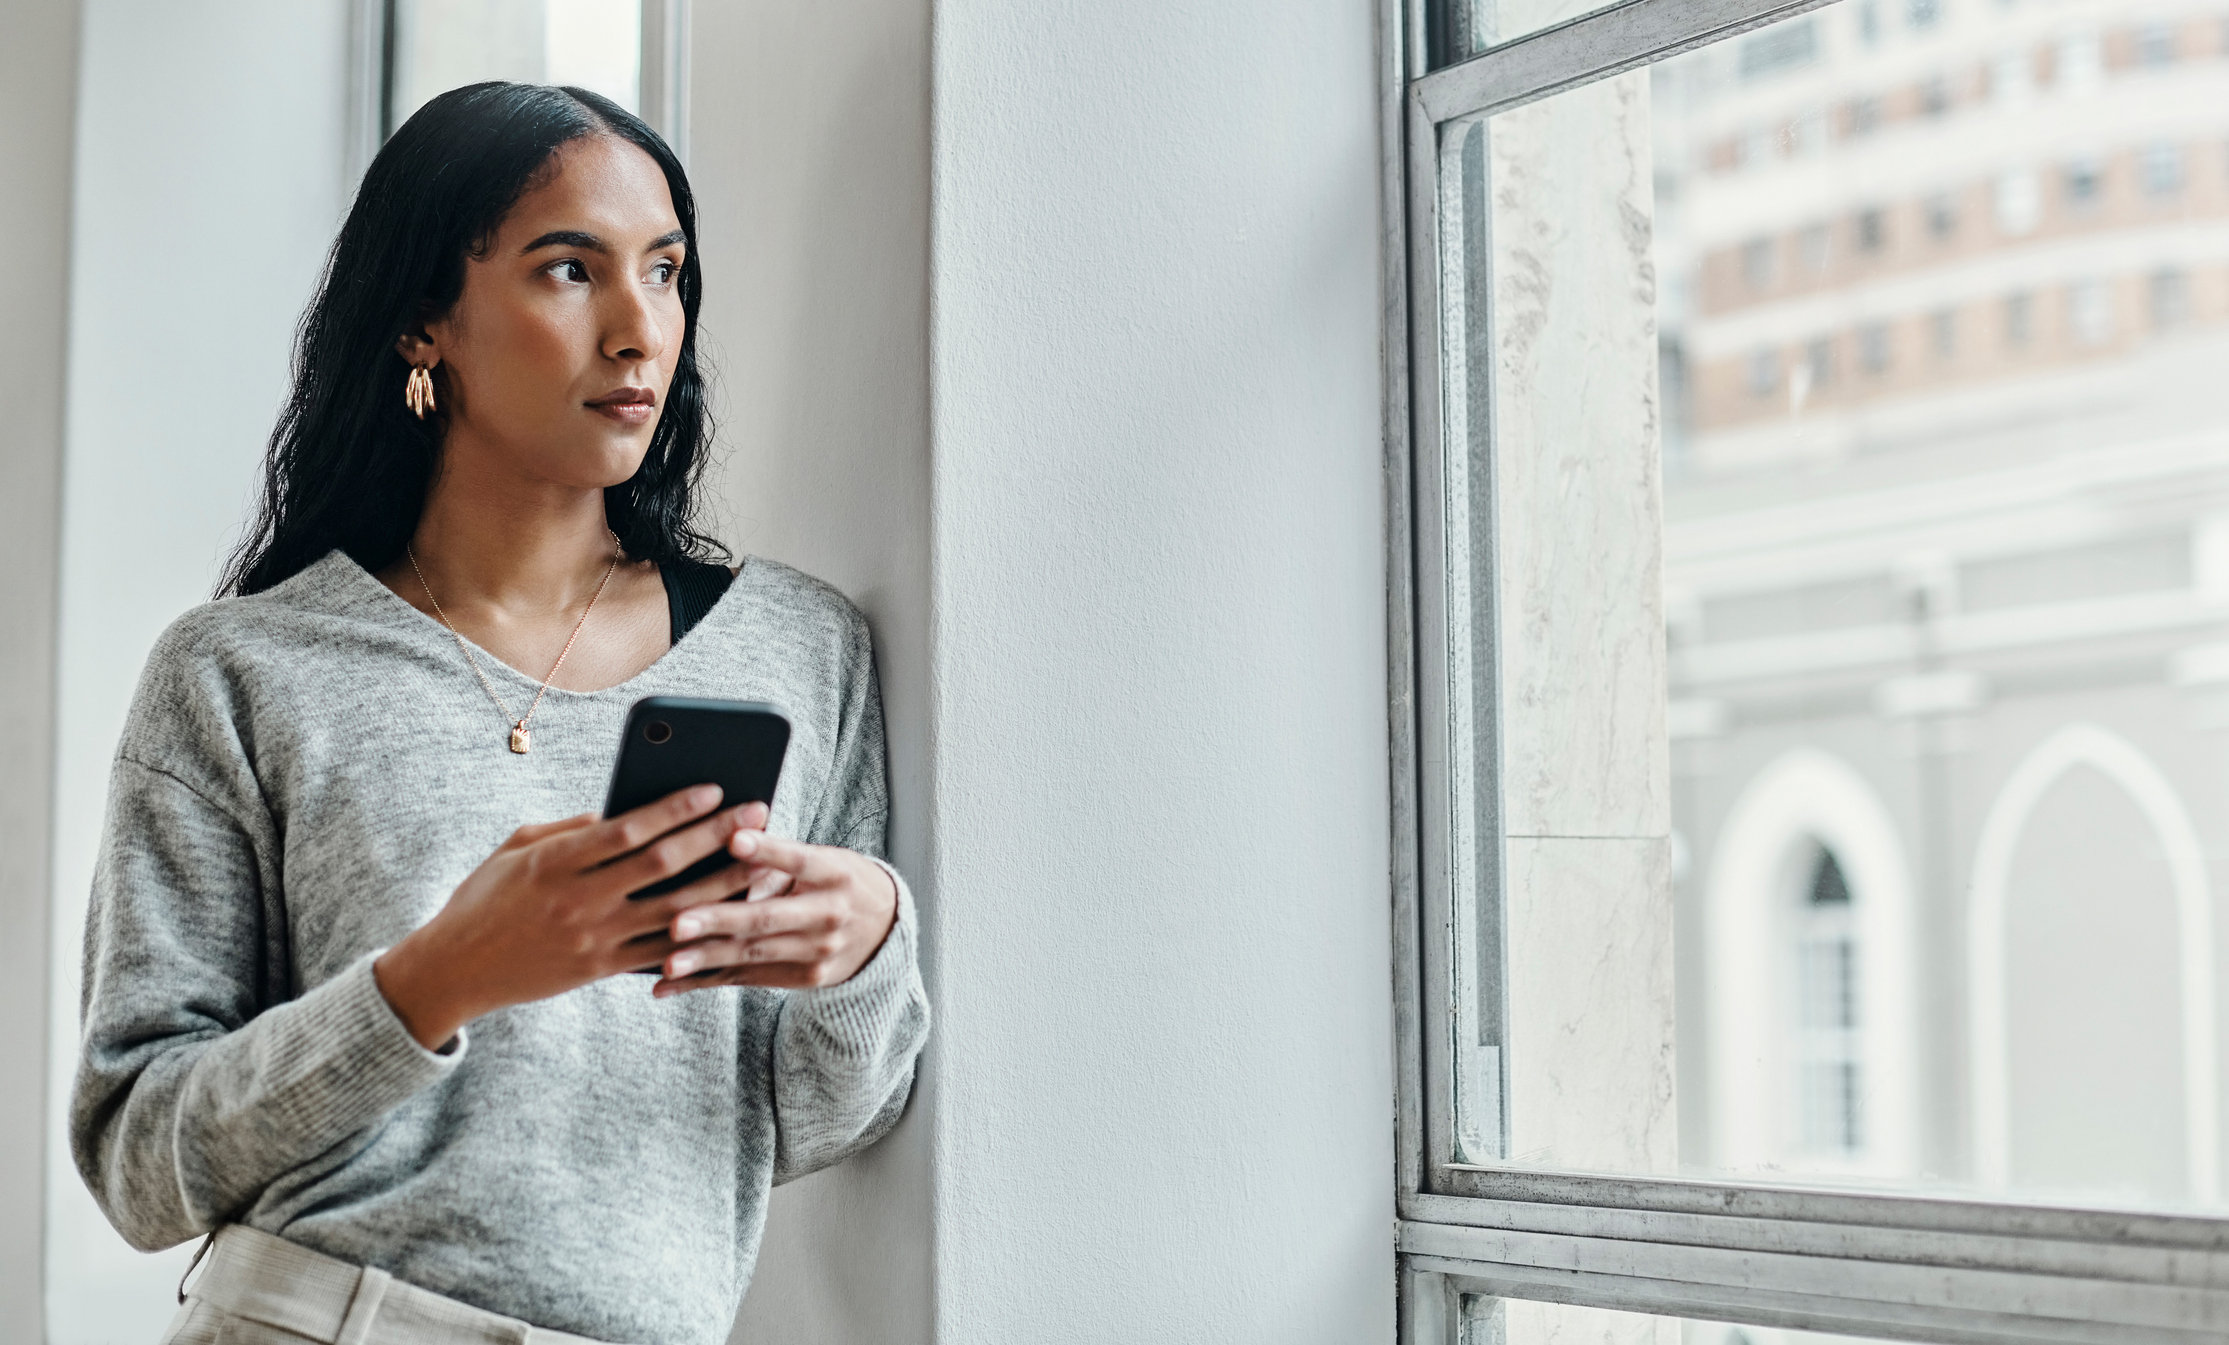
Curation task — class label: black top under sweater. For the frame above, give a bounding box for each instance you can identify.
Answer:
[660,558,737,645]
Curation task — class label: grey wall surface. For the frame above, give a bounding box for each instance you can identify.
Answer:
[44,3,354,1339]
[928,1,1396,1338]
[0,1,79,1336]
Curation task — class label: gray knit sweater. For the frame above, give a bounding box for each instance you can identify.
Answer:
[70,550,928,1345]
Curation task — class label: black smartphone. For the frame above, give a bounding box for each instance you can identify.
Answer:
[603,696,792,901]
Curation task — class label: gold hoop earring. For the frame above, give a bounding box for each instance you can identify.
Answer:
[405,364,436,420]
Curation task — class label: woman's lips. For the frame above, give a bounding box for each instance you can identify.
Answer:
[586,386,657,426]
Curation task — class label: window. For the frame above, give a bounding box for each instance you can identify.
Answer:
[1739,18,1817,80]
[1395,2,2229,1339]
[2003,290,2033,347]
[2142,141,2186,197]
[377,0,685,151]
[1803,338,1833,393]
[1852,206,1886,254]
[1917,74,1950,116]
[1747,348,1780,399]
[1857,320,1892,373]
[1794,848,1862,1156]
[1795,223,1830,274]
[2061,156,2103,212]
[2057,30,2104,93]
[2136,21,2179,67]
[2069,278,2113,343]
[1923,190,1957,239]
[1928,307,1956,358]
[1990,48,2032,102]
[2151,268,2191,329]
[1993,168,2038,233]
[1740,237,1775,290]
[389,0,639,132]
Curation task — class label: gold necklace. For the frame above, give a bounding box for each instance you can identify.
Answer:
[406,530,623,754]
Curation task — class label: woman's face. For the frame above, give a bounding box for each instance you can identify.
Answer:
[408,133,687,490]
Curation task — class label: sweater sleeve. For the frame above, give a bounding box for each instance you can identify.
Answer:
[771,610,930,1183]
[70,753,464,1252]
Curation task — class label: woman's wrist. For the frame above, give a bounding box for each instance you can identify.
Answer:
[373,927,476,1051]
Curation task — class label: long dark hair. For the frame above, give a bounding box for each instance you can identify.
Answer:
[220,82,724,597]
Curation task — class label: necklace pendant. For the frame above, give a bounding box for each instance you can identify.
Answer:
[509,723,532,754]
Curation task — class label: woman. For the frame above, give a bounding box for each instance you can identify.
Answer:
[71,83,927,1345]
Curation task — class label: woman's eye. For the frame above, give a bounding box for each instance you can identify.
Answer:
[550,259,590,283]
[649,261,678,285]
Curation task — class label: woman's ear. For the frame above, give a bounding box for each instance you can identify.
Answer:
[395,330,440,369]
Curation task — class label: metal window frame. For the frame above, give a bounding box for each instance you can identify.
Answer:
[1381,1,2229,1340]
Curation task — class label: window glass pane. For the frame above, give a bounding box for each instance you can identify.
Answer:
[1436,111,1510,1165]
[1437,70,1669,1173]
[1459,1299,1905,1345]
[1435,0,1629,67]
[1442,0,2229,1212]
[389,0,641,134]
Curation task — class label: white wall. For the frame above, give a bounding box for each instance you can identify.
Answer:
[44,3,353,1339]
[927,1,1395,1338]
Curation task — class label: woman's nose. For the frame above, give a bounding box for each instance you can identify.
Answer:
[604,287,668,365]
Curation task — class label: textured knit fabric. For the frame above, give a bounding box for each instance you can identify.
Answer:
[72,549,929,1345]
[167,1223,609,1344]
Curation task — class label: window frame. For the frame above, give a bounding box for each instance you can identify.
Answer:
[1381,1,2229,1340]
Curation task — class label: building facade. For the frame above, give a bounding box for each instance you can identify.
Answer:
[1656,0,2229,1208]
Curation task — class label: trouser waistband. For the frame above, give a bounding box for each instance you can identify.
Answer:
[187,1224,617,1345]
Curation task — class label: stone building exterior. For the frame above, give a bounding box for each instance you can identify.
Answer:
[1655,0,2229,1208]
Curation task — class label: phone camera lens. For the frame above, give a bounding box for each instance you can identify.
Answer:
[644,720,673,744]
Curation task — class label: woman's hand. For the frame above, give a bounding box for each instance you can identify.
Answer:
[651,832,900,997]
[374,786,768,1049]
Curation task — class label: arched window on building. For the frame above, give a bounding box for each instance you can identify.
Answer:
[1705,747,1918,1178]
[1792,846,1861,1157]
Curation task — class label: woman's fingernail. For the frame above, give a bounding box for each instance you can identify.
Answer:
[670,953,699,976]
[691,784,723,808]
[732,832,758,856]
[675,916,702,940]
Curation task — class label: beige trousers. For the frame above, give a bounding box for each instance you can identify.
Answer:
[159,1224,618,1345]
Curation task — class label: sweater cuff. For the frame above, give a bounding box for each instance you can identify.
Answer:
[260,952,466,1140]
[790,858,921,1056]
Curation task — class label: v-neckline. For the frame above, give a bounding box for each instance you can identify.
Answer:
[329,549,751,701]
